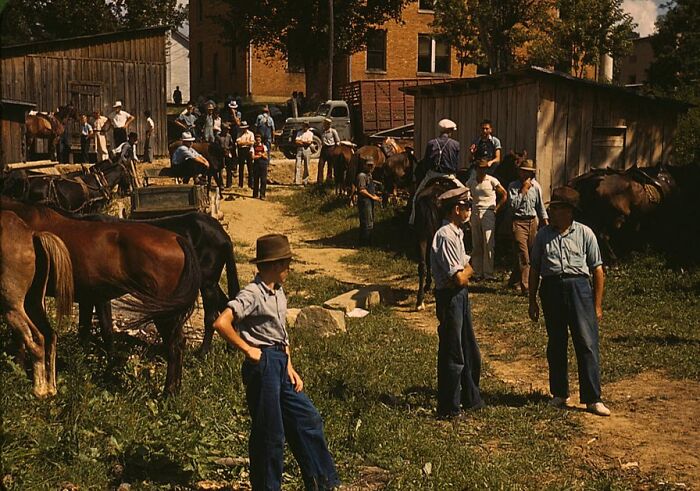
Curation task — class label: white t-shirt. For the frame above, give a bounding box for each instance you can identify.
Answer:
[466,174,501,210]
[108,110,132,128]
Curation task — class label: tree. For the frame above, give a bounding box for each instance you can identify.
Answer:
[0,0,187,46]
[219,0,412,102]
[431,0,485,76]
[557,0,637,78]
[647,0,700,163]
[431,0,561,74]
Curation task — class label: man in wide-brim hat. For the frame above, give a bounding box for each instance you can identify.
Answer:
[506,158,548,294]
[107,100,135,147]
[170,131,210,182]
[235,121,255,189]
[529,186,611,417]
[213,234,340,489]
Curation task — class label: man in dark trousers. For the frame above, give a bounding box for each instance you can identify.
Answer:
[528,186,611,417]
[355,157,382,246]
[430,187,485,419]
[173,86,183,105]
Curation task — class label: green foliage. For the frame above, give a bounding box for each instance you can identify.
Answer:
[431,0,485,76]
[0,0,187,46]
[557,0,637,77]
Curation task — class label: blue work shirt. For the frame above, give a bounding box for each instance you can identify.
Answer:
[507,179,548,220]
[227,275,289,348]
[171,145,202,166]
[177,112,197,129]
[471,135,502,160]
[424,134,460,173]
[431,221,470,289]
[531,221,603,278]
[255,113,275,139]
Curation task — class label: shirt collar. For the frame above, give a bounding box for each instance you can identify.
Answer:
[442,220,463,235]
[254,274,280,295]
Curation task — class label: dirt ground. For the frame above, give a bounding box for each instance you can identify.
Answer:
[68,154,698,488]
[220,183,700,489]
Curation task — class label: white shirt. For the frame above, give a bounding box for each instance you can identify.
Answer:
[236,129,255,147]
[108,110,132,128]
[466,174,501,210]
[295,129,314,145]
[146,117,155,130]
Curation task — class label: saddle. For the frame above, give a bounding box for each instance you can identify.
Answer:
[625,166,668,199]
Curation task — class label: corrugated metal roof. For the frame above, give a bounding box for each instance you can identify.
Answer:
[402,66,691,109]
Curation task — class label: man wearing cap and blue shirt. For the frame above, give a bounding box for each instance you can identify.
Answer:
[409,118,465,225]
[529,186,611,417]
[170,131,210,183]
[469,119,501,176]
[430,187,485,419]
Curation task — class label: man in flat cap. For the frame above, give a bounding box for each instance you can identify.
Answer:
[409,118,464,225]
[317,117,340,185]
[529,186,610,417]
[430,186,485,419]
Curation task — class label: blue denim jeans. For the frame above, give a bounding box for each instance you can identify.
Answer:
[539,276,602,404]
[358,198,374,245]
[435,287,483,416]
[242,348,339,490]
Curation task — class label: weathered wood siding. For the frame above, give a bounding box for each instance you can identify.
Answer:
[0,30,168,156]
[413,80,539,172]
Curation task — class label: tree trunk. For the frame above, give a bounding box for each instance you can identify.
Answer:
[304,59,330,106]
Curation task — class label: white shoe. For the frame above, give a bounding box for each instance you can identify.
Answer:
[548,396,569,408]
[586,402,611,416]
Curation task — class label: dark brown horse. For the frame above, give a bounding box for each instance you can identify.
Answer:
[327,144,355,195]
[1,197,201,395]
[569,162,680,262]
[414,176,459,310]
[25,105,77,161]
[1,211,73,398]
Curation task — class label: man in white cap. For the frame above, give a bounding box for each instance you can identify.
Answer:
[107,101,135,147]
[170,131,210,183]
[430,186,485,419]
[409,118,464,225]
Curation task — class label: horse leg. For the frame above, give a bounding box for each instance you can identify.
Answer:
[95,301,115,353]
[198,285,222,356]
[78,301,95,342]
[25,291,58,396]
[5,309,49,398]
[154,319,185,396]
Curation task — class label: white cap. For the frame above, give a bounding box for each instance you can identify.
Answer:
[228,101,238,108]
[182,132,195,142]
[113,100,122,108]
[438,118,457,131]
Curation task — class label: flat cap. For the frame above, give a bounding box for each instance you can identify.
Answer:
[438,187,471,205]
[438,118,457,131]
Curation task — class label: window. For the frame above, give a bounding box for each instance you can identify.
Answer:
[418,0,434,11]
[418,35,451,74]
[330,105,348,117]
[198,42,204,78]
[366,29,387,71]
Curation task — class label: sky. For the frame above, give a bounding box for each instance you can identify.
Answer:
[622,0,667,37]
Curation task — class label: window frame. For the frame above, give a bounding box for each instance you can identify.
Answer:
[366,29,387,73]
[417,34,451,75]
[418,0,435,12]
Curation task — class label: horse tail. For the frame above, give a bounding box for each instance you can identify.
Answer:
[225,239,241,300]
[33,232,74,325]
[118,235,201,330]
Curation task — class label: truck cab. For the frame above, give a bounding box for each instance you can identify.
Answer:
[279,100,352,159]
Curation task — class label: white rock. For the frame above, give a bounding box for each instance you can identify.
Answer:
[294,306,346,336]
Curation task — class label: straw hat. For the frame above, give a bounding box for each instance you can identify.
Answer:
[181,132,195,142]
[519,159,536,172]
[239,121,249,129]
[113,100,123,108]
[250,234,293,263]
[228,101,238,108]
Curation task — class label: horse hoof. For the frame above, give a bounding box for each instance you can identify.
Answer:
[416,303,425,311]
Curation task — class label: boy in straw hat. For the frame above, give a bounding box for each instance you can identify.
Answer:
[528,186,610,417]
[506,159,548,294]
[214,235,340,490]
[430,187,485,419]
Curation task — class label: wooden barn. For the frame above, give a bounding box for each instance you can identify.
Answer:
[0,27,168,158]
[0,99,36,168]
[404,67,690,200]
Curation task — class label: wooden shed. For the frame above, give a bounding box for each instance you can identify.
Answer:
[0,99,36,168]
[404,67,690,200]
[0,27,168,158]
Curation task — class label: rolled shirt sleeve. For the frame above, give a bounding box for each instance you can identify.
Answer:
[583,227,603,270]
[227,288,258,323]
[436,234,465,279]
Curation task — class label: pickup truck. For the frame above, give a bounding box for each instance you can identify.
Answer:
[278,100,352,159]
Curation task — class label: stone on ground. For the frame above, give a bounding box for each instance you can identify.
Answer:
[323,286,393,313]
[294,306,346,335]
[286,307,301,327]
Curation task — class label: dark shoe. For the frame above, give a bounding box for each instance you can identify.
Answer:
[436,410,462,421]
[465,400,486,411]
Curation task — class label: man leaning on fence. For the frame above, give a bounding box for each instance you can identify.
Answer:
[409,118,464,225]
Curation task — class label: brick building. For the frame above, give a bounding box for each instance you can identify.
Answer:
[618,36,655,87]
[189,0,476,102]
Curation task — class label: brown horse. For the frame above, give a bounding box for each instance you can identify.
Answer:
[25,105,77,161]
[1,197,201,395]
[1,211,73,398]
[326,144,355,195]
[569,163,679,262]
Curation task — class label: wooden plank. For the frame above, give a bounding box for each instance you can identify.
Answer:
[552,83,569,188]
[578,88,593,174]
[565,86,582,181]
[536,80,555,200]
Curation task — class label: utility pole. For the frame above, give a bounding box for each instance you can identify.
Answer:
[328,0,334,100]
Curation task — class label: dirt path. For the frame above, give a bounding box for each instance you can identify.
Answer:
[223,185,699,488]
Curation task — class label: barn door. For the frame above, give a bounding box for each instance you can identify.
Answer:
[67,81,104,160]
[591,126,627,169]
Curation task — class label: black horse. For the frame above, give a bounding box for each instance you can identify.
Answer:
[414,176,459,310]
[1,160,130,213]
[76,211,241,354]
